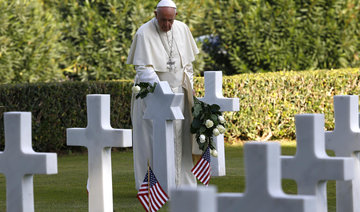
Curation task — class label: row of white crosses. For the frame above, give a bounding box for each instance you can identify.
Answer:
[171,95,360,212]
[0,95,132,212]
[4,72,360,211]
[0,71,234,211]
[0,71,229,211]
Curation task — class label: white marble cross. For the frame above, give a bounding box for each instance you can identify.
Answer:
[67,94,132,212]
[325,95,360,212]
[170,186,217,212]
[0,112,57,212]
[198,71,239,176]
[143,81,184,194]
[282,114,354,212]
[217,142,316,212]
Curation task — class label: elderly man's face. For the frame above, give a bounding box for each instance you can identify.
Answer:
[155,7,177,32]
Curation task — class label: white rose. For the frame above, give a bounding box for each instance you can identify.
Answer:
[205,119,214,128]
[217,125,226,134]
[199,134,206,143]
[132,85,141,94]
[218,115,225,124]
[211,149,218,157]
[213,128,220,136]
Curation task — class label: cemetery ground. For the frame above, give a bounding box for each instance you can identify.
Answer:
[0,141,337,211]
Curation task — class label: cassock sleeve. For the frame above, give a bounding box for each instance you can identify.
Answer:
[184,63,194,89]
[135,65,160,84]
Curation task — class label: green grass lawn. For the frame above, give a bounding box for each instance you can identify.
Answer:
[0,142,337,211]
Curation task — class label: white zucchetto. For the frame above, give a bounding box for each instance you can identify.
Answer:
[157,0,177,8]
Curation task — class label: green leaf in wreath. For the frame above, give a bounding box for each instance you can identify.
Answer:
[140,93,147,98]
[190,127,197,134]
[198,141,206,152]
[199,126,206,133]
[211,104,221,112]
[193,104,202,117]
[211,114,218,122]
[209,141,215,150]
[191,118,202,129]
[193,96,201,104]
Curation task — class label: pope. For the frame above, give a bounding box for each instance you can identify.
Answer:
[127,0,200,189]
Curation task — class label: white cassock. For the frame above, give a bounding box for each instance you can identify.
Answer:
[127,17,201,189]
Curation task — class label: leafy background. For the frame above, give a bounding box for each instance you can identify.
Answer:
[0,0,359,83]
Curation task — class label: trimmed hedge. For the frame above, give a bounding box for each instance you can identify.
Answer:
[196,68,360,142]
[1,68,360,152]
[0,80,133,153]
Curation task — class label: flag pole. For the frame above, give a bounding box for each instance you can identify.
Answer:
[147,160,151,211]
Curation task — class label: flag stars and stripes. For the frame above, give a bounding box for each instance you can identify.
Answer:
[137,166,169,212]
[191,147,211,185]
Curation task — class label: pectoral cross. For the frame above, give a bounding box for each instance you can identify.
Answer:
[167,58,175,72]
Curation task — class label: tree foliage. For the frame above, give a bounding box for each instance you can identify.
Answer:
[0,1,66,83]
[0,0,359,83]
[56,0,148,81]
[203,0,360,74]
[0,0,209,83]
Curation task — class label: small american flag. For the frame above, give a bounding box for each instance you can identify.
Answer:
[191,147,211,185]
[137,166,169,212]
